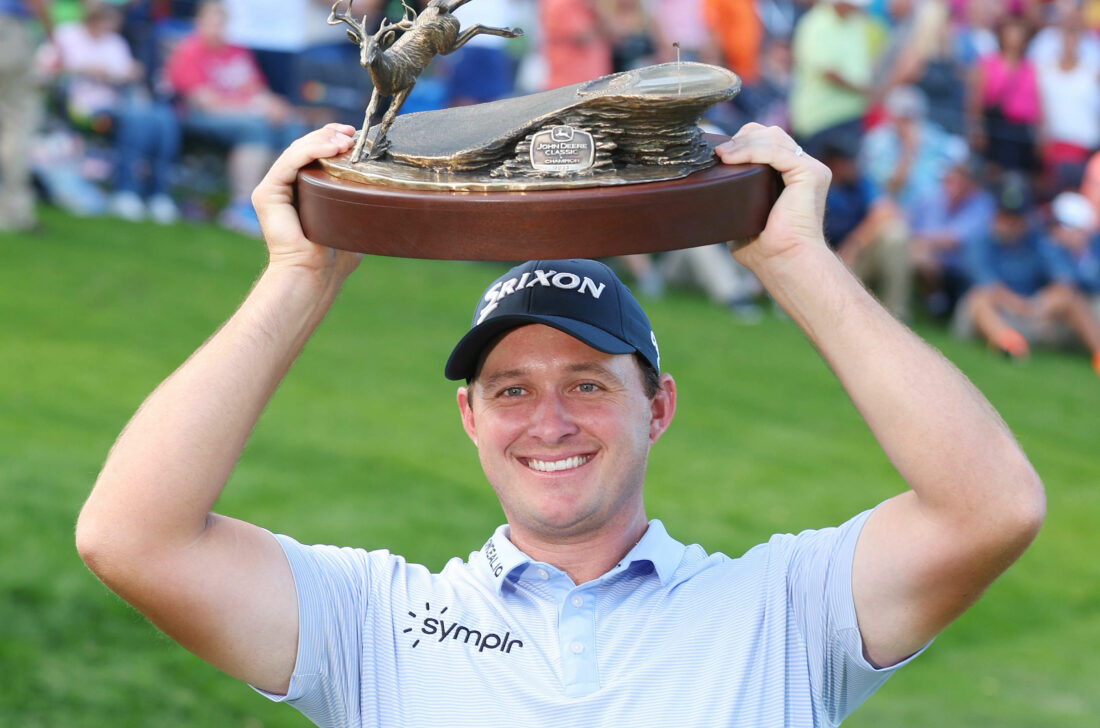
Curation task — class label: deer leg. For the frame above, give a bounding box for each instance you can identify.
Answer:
[367,87,411,160]
[447,24,523,53]
[353,91,383,163]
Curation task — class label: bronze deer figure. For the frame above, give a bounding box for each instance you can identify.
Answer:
[329,0,523,162]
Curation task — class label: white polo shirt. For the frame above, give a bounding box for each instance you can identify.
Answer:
[257,511,922,727]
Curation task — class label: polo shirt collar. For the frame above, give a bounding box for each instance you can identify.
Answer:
[478,519,684,594]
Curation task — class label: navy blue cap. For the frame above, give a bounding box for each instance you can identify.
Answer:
[445,259,660,381]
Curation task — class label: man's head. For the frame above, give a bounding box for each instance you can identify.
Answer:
[448,260,675,544]
[992,174,1034,244]
[445,259,661,387]
[195,0,228,46]
[1049,191,1096,253]
[883,85,928,131]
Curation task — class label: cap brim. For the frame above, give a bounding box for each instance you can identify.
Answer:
[444,314,637,381]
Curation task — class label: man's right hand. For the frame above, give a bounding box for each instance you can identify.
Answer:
[252,124,363,282]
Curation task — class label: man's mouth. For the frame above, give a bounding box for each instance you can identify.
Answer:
[524,455,592,473]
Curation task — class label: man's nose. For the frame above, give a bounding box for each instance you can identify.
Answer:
[526,392,580,442]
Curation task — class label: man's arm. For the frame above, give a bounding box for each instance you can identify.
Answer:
[716,125,1045,668]
[75,125,359,695]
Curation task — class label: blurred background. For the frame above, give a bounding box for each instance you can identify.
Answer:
[2,0,1100,725]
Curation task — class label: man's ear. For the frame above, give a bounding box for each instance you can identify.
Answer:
[457,385,478,446]
[648,373,677,445]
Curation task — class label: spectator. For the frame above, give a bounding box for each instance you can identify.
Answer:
[447,0,519,105]
[1047,191,1100,318]
[968,14,1041,175]
[165,0,306,234]
[1028,0,1100,69]
[789,0,877,157]
[702,0,763,85]
[869,0,916,102]
[604,0,657,73]
[223,0,379,104]
[909,155,996,317]
[539,0,612,90]
[652,0,710,64]
[820,130,911,320]
[0,0,51,232]
[953,174,1100,375]
[50,2,181,223]
[1034,2,1100,191]
[888,0,969,137]
[861,85,957,215]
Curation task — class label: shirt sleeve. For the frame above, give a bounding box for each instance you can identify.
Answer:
[250,534,387,728]
[784,509,930,726]
[1038,236,1077,284]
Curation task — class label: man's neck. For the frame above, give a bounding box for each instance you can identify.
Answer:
[507,509,650,585]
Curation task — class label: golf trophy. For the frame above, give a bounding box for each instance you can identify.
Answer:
[295,0,782,260]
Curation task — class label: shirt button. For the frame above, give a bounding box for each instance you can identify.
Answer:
[570,595,584,608]
[537,568,549,580]
[570,641,585,654]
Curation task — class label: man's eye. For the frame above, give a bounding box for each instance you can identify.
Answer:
[577,382,599,393]
[502,386,525,397]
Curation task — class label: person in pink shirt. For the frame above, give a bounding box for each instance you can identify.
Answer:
[165,0,305,234]
[51,2,181,224]
[539,0,613,90]
[968,14,1041,174]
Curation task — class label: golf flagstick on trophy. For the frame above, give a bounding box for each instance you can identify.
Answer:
[295,0,782,260]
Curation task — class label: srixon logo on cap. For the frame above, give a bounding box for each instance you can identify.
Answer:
[477,268,607,324]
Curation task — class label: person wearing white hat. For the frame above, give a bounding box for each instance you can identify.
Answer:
[1048,190,1100,327]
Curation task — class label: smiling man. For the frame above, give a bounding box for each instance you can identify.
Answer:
[77,123,1045,727]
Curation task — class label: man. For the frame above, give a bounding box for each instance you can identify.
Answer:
[820,128,911,320]
[789,0,877,157]
[953,175,1100,375]
[76,122,1046,726]
[165,0,306,235]
[0,0,51,232]
[908,156,995,317]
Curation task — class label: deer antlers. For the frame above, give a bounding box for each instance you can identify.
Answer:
[329,0,416,44]
[328,1,368,41]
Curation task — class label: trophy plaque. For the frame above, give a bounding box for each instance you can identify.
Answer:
[295,2,782,260]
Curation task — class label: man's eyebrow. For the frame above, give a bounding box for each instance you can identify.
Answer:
[566,361,620,380]
[477,368,527,391]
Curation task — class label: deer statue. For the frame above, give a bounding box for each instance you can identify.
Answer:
[329,0,523,162]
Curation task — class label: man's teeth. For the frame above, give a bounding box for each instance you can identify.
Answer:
[527,455,590,472]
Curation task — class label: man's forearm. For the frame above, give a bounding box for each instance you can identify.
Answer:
[78,265,345,562]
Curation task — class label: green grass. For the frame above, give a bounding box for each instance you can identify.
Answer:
[2,208,1098,727]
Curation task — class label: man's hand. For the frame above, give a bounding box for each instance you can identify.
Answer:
[714,124,832,271]
[253,124,363,281]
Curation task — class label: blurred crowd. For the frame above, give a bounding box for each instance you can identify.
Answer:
[2,0,1100,373]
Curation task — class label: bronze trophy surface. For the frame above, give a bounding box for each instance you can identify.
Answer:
[296,2,781,260]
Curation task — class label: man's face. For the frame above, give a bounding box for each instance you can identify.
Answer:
[993,210,1029,243]
[456,324,675,544]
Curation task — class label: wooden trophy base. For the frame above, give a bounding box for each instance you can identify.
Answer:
[295,137,782,261]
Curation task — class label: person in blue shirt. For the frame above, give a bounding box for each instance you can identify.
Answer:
[76,123,1046,726]
[1046,191,1100,303]
[821,128,912,320]
[908,156,995,317]
[954,175,1100,374]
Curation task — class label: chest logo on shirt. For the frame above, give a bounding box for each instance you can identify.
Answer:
[403,602,524,654]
